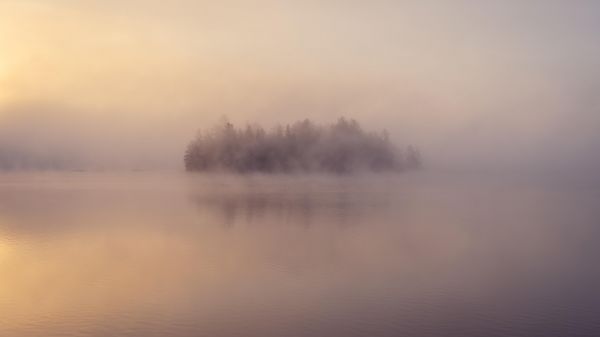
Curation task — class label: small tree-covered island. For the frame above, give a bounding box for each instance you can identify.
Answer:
[184,118,421,174]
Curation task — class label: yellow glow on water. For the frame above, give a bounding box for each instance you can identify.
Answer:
[0,223,255,329]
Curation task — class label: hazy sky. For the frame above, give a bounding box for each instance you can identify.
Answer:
[0,0,599,171]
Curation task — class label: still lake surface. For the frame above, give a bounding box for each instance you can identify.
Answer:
[0,171,599,337]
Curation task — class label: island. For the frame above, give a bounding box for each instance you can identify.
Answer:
[184,118,421,173]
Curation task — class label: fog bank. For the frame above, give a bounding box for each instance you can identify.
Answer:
[0,1,599,173]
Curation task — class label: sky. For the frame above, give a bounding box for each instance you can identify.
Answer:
[0,0,599,171]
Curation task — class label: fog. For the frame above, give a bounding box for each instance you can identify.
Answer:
[1,0,599,173]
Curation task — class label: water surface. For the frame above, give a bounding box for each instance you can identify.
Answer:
[0,172,599,337]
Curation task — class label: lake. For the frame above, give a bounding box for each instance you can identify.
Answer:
[0,172,599,337]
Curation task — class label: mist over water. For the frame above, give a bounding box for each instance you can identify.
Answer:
[0,172,599,337]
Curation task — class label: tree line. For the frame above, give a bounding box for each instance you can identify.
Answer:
[184,118,421,173]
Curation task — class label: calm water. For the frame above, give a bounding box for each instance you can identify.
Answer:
[0,172,599,337]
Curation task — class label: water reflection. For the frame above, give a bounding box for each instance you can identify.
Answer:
[188,177,393,228]
[0,172,599,337]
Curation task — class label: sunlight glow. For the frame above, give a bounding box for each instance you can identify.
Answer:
[0,238,12,262]
[0,65,13,106]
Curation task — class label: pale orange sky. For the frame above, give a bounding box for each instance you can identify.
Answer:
[0,0,599,171]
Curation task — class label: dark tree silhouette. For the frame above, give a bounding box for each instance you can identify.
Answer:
[184,118,421,173]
